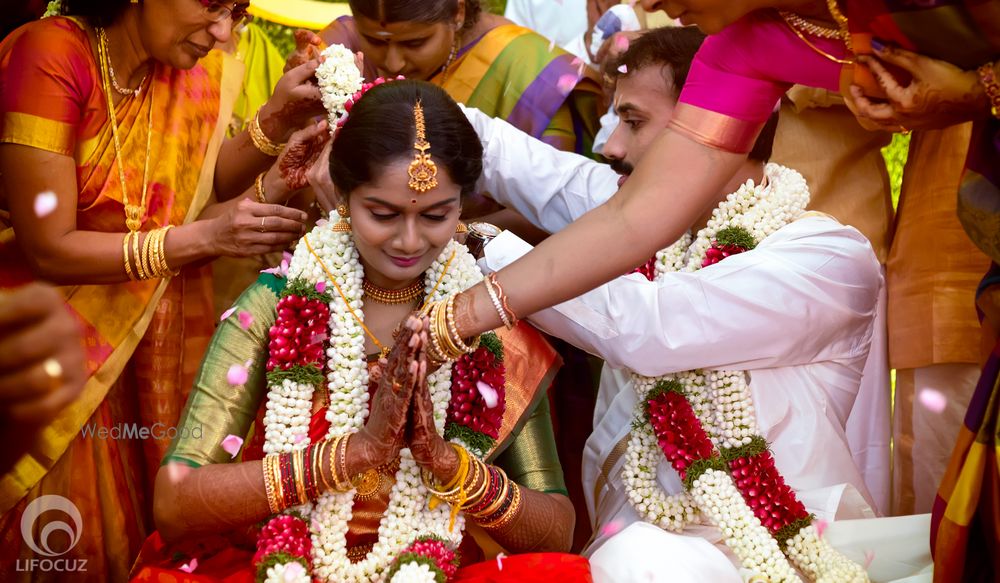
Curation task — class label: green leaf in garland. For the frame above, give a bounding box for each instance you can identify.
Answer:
[714,226,757,250]
[444,423,495,458]
[254,553,309,583]
[719,435,769,463]
[282,278,334,304]
[774,515,816,550]
[384,554,447,583]
[479,331,504,362]
[681,456,728,490]
[266,364,324,387]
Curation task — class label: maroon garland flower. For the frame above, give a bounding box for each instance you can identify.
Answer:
[646,390,715,480]
[702,243,750,268]
[266,294,331,372]
[395,536,460,580]
[252,513,312,568]
[728,453,809,536]
[629,256,658,281]
[448,345,506,439]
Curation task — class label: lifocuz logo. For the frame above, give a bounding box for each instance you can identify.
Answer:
[16,495,87,572]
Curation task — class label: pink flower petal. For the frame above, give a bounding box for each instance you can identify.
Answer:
[614,35,630,52]
[227,363,248,386]
[165,461,192,484]
[294,433,306,444]
[548,38,556,52]
[864,550,875,569]
[310,332,328,345]
[315,281,326,293]
[219,306,237,321]
[600,518,625,537]
[814,518,827,539]
[238,310,254,330]
[476,381,499,409]
[283,562,306,581]
[570,57,582,67]
[919,388,947,413]
[179,558,198,573]
[34,191,58,218]
[617,64,628,73]
[316,218,329,227]
[221,434,244,458]
[495,552,506,571]
[556,74,577,94]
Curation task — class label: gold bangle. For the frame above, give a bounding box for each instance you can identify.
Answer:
[254,171,269,204]
[315,440,333,493]
[158,225,179,277]
[292,448,308,505]
[331,433,353,491]
[471,468,510,518]
[463,459,490,508]
[122,232,136,280]
[141,227,158,279]
[262,455,280,514]
[480,482,522,530]
[250,109,284,157]
[484,275,513,329]
[132,229,147,280]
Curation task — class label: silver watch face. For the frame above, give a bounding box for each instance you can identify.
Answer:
[467,222,502,238]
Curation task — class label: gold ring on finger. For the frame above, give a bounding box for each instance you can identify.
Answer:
[260,217,267,233]
[42,358,63,390]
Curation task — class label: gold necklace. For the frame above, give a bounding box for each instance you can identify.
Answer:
[825,0,853,53]
[363,277,425,304]
[436,35,460,88]
[777,10,842,39]
[778,12,854,65]
[97,27,153,232]
[304,236,456,358]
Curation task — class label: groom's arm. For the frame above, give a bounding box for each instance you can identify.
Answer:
[461,105,619,233]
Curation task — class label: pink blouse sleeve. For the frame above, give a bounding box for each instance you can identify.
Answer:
[672,12,846,153]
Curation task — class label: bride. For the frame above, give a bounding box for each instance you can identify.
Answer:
[133,80,589,582]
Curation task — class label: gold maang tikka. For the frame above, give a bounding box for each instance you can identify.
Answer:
[407,100,438,194]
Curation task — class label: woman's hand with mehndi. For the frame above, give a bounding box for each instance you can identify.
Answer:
[849,45,989,132]
[406,323,460,486]
[347,317,427,476]
[277,119,331,193]
[258,59,326,144]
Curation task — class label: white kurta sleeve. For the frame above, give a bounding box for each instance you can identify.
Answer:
[461,104,619,233]
[484,217,882,376]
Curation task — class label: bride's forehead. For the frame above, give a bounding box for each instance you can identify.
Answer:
[354,161,460,207]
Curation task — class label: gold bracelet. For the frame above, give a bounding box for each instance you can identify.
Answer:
[141,227,158,279]
[480,482,522,530]
[249,109,284,157]
[483,275,513,329]
[132,229,148,280]
[331,433,353,491]
[433,299,464,361]
[292,448,308,505]
[157,225,179,277]
[262,455,280,514]
[463,459,490,508]
[254,171,269,204]
[471,467,510,518]
[122,232,136,280]
[315,440,333,493]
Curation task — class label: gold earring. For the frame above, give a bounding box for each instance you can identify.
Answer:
[455,222,468,234]
[333,204,351,232]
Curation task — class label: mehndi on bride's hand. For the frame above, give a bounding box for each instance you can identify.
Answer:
[344,316,426,476]
[406,328,459,485]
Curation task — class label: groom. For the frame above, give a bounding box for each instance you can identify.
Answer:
[461,26,883,582]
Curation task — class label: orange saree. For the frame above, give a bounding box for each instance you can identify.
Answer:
[0,16,241,582]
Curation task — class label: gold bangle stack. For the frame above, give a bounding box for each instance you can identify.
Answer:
[262,454,283,514]
[254,171,269,204]
[292,448,309,505]
[122,226,177,281]
[477,481,522,530]
[424,295,481,364]
[422,443,476,531]
[326,433,355,492]
[249,109,284,157]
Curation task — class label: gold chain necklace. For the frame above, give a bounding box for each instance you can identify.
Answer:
[777,10,842,39]
[362,277,425,304]
[304,235,456,358]
[97,27,153,232]
[778,11,854,65]
[825,0,853,53]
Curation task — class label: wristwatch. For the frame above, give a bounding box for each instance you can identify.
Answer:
[464,222,502,260]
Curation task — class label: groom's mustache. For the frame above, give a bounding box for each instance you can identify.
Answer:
[610,159,633,176]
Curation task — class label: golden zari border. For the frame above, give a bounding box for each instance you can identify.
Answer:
[667,103,764,155]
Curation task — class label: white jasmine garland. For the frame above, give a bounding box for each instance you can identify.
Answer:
[264,221,484,582]
[623,164,867,582]
[316,44,365,129]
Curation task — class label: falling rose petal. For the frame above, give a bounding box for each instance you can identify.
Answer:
[577,61,586,76]
[283,562,306,581]
[219,306,237,321]
[315,281,326,293]
[476,381,499,409]
[166,461,192,484]
[570,57,582,67]
[310,332,328,345]
[548,37,556,52]
[628,0,639,6]
[600,518,625,537]
[814,518,828,539]
[179,558,198,573]
[617,64,628,73]
[556,74,577,94]
[227,363,248,386]
[495,552,506,571]
[294,433,306,444]
[614,35,630,52]
[864,550,875,569]
[316,218,329,227]
[34,191,58,218]
[238,310,254,330]
[221,434,244,459]
[919,388,947,413]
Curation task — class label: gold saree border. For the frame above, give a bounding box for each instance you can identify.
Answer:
[1,112,75,156]
[668,103,763,155]
[0,52,245,514]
